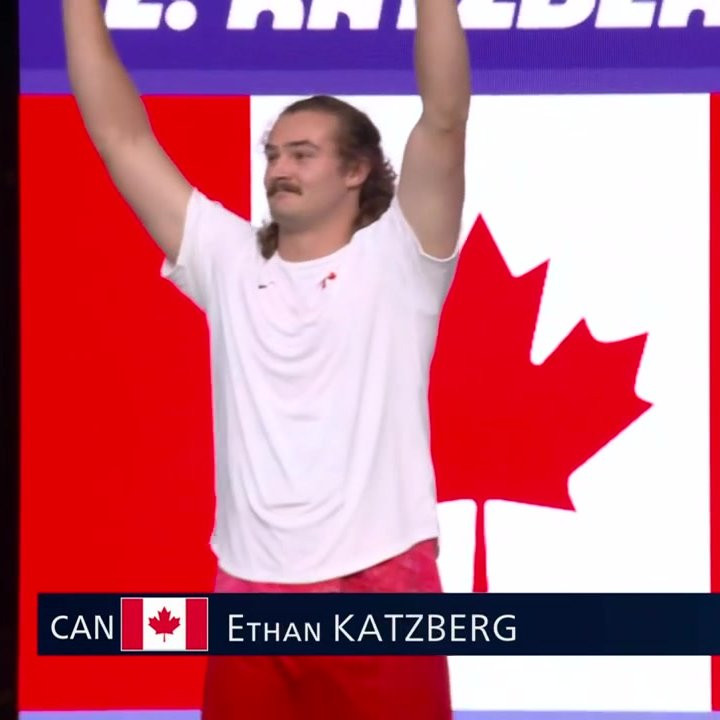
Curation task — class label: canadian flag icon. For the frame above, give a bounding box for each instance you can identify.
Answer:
[120,596,209,652]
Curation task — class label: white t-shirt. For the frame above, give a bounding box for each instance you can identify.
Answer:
[161,189,460,583]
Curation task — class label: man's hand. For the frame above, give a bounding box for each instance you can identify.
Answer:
[397,0,471,259]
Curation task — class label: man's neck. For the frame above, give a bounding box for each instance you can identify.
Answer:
[277,216,354,263]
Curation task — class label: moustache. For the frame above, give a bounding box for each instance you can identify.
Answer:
[268,181,302,197]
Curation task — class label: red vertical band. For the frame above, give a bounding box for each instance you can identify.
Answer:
[121,598,144,651]
[185,598,209,651]
[20,95,251,707]
[710,94,720,709]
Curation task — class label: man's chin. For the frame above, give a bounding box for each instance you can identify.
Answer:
[268,207,303,227]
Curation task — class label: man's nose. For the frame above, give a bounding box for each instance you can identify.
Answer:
[267,153,294,178]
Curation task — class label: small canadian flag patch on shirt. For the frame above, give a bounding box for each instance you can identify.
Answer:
[120,597,209,651]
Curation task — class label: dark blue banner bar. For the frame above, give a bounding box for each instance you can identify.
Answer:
[37,593,720,656]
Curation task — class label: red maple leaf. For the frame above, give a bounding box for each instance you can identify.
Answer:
[429,215,652,593]
[148,607,181,642]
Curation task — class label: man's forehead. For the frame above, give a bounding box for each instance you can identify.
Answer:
[266,112,337,147]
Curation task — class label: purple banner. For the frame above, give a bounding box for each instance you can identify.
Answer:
[20,0,720,94]
[16,712,720,719]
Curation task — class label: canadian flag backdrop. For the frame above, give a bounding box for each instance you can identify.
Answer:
[17,74,720,720]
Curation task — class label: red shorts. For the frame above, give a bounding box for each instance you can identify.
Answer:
[201,539,452,720]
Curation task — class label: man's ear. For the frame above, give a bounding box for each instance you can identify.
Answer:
[344,157,371,190]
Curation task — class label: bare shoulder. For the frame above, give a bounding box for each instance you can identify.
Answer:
[100,133,193,264]
[396,116,466,260]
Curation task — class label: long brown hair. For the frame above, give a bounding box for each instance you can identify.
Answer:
[257,95,397,259]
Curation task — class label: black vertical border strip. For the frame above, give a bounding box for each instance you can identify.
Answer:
[1,0,20,718]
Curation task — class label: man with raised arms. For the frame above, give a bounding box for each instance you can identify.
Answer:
[63,1,470,716]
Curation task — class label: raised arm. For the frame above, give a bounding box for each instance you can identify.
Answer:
[397,0,471,259]
[62,0,191,263]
